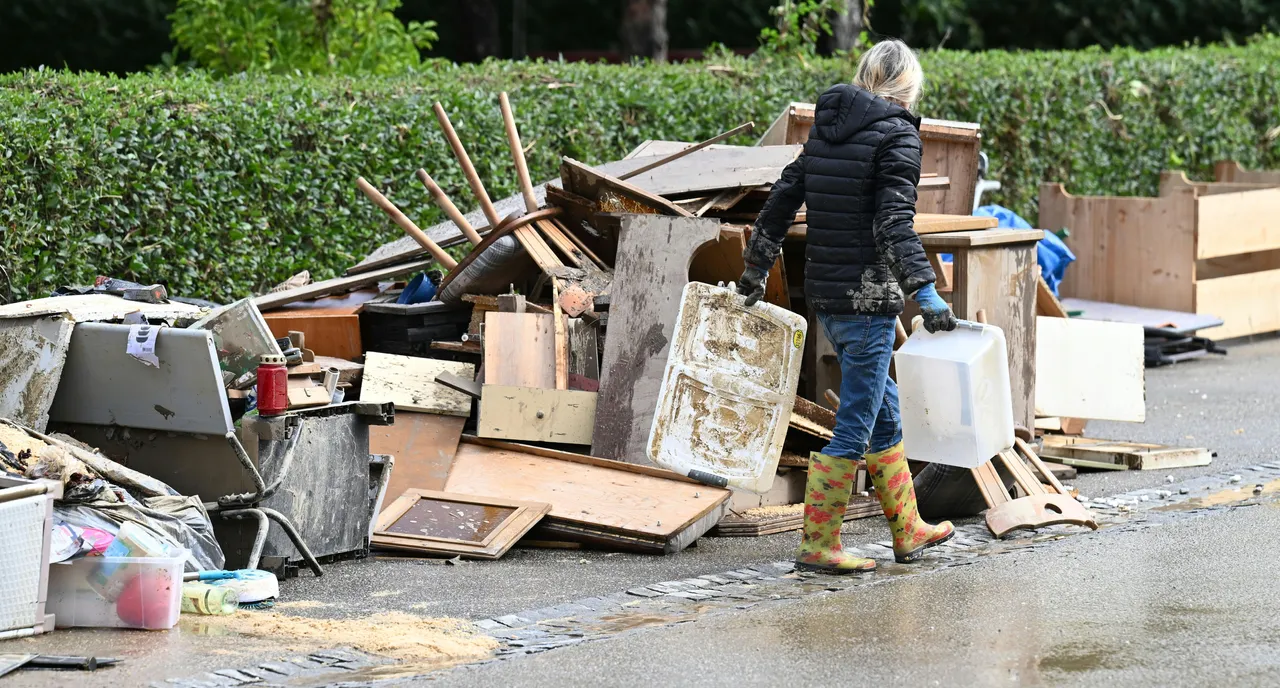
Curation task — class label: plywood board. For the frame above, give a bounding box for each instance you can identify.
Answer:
[914,214,998,234]
[444,441,729,551]
[1195,187,1280,260]
[263,312,362,360]
[477,385,597,445]
[372,412,466,497]
[1195,268,1280,339]
[1039,183,1197,312]
[483,312,555,388]
[605,145,802,197]
[361,352,475,416]
[592,216,721,464]
[1035,317,1144,422]
[48,322,232,434]
[560,157,694,217]
[0,315,73,432]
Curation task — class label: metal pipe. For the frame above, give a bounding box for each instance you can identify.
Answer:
[259,507,323,577]
[222,508,270,570]
[219,431,267,507]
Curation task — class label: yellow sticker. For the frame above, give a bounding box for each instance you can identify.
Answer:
[792,330,803,348]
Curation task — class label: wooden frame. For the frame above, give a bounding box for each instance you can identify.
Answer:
[757,101,981,215]
[1040,171,1280,339]
[372,488,550,559]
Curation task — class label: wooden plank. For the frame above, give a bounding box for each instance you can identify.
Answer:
[616,122,756,181]
[262,312,362,360]
[560,157,694,217]
[918,228,1044,249]
[372,412,467,497]
[361,352,475,416]
[552,280,568,390]
[1194,187,1280,259]
[1035,316,1145,422]
[592,216,721,464]
[1038,183,1197,312]
[710,496,879,536]
[435,371,482,399]
[949,242,1038,432]
[792,395,835,431]
[372,488,550,560]
[443,442,730,550]
[611,145,801,196]
[914,214,998,234]
[254,259,433,312]
[483,312,556,388]
[567,318,600,381]
[463,436,702,484]
[1195,268,1280,339]
[1039,436,1212,471]
[477,385,597,445]
[1158,169,1279,197]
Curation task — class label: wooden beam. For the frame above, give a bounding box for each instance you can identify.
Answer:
[616,121,755,181]
[355,177,457,269]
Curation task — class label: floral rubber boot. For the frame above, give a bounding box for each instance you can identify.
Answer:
[866,441,955,563]
[794,452,877,574]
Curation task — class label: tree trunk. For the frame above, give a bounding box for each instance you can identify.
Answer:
[832,0,864,52]
[458,0,500,61]
[620,0,668,63]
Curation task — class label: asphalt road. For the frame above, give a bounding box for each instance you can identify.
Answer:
[429,494,1280,688]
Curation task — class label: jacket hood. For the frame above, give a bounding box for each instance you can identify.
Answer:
[810,83,920,143]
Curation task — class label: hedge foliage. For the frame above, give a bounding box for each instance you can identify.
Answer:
[4,40,1280,302]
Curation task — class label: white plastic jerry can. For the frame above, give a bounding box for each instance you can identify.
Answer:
[646,282,806,493]
[894,320,1015,468]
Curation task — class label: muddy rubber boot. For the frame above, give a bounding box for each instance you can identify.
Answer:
[794,452,877,574]
[866,441,955,563]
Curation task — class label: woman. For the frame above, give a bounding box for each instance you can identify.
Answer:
[738,39,957,574]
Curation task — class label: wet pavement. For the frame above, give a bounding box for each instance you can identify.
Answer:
[431,490,1280,687]
[2,335,1278,687]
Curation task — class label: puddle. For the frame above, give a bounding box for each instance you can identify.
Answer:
[284,658,472,687]
[1039,642,1129,673]
[1153,478,1280,512]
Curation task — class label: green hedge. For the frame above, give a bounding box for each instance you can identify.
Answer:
[4,40,1280,303]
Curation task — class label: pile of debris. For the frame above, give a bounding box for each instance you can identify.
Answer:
[3,93,1253,643]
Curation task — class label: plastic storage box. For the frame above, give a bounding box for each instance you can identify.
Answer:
[646,282,806,493]
[0,477,61,640]
[895,321,1014,468]
[47,550,187,630]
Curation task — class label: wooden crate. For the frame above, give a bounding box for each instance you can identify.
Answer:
[1039,171,1280,339]
[757,101,980,216]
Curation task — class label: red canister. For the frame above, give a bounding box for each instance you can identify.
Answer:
[256,354,289,416]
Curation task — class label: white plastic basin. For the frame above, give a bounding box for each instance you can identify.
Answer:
[894,321,1014,468]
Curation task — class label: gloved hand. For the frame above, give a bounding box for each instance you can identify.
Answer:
[913,283,957,333]
[737,265,768,307]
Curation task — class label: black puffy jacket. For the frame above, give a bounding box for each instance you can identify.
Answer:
[745,83,936,315]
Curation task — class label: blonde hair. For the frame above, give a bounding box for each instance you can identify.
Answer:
[854,39,924,110]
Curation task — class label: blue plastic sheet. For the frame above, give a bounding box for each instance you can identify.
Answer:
[973,205,1075,296]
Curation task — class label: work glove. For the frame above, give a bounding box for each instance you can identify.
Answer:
[736,265,768,307]
[913,283,957,333]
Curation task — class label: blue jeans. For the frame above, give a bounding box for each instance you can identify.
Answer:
[817,313,902,460]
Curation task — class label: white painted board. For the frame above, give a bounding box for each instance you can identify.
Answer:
[646,283,806,493]
[362,352,475,417]
[1035,316,1146,422]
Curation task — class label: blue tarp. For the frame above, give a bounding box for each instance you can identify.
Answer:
[974,205,1075,296]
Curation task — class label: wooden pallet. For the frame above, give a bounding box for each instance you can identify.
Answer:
[709,495,881,537]
[1039,436,1213,471]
